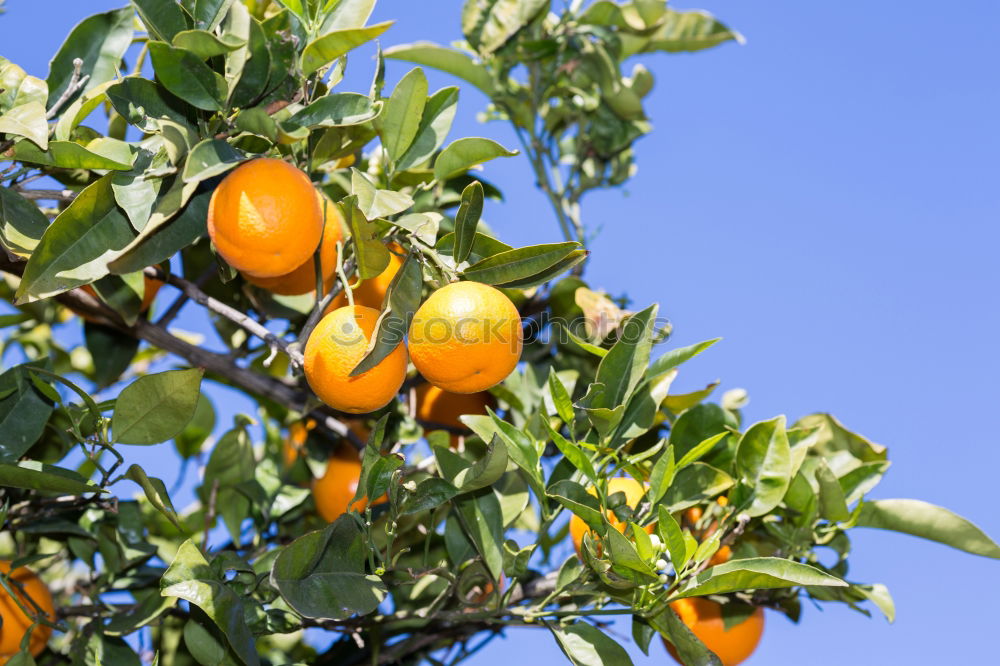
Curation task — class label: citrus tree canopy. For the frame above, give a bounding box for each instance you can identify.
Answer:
[0,1,997,664]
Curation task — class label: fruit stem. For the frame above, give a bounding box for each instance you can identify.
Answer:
[335,241,354,307]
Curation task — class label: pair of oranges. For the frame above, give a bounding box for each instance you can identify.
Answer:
[207,158,523,416]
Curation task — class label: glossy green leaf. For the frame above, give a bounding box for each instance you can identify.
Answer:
[676,432,728,470]
[857,499,1000,558]
[454,489,505,579]
[0,461,102,495]
[108,186,211,275]
[452,180,485,263]
[401,477,459,514]
[161,540,259,666]
[12,139,134,171]
[15,175,135,303]
[795,413,888,466]
[343,199,390,280]
[228,15,270,108]
[547,479,604,532]
[0,57,48,110]
[662,462,734,512]
[351,250,420,374]
[646,338,720,379]
[84,322,141,387]
[657,505,689,574]
[0,364,54,462]
[0,186,49,257]
[186,0,236,31]
[735,416,792,517]
[125,464,182,530]
[649,603,722,666]
[319,0,376,33]
[450,437,509,492]
[385,42,494,95]
[462,0,549,54]
[0,103,48,149]
[548,621,634,666]
[271,515,388,619]
[604,524,659,579]
[434,136,517,181]
[594,304,658,409]
[174,394,216,459]
[396,86,459,171]
[105,76,193,133]
[675,557,846,598]
[462,241,581,285]
[631,9,743,56]
[815,458,851,522]
[287,93,381,129]
[547,369,575,424]
[435,231,512,262]
[112,368,204,444]
[300,21,394,76]
[172,29,245,59]
[133,0,189,42]
[648,443,675,505]
[46,7,133,108]
[148,41,227,111]
[381,67,427,162]
[351,168,413,219]
[182,139,244,183]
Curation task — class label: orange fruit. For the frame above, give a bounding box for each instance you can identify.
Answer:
[408,281,522,394]
[664,597,764,666]
[207,158,323,278]
[303,305,407,414]
[0,561,54,661]
[244,195,344,295]
[282,418,370,468]
[325,243,405,313]
[312,446,387,522]
[708,545,733,567]
[414,383,494,447]
[569,477,654,558]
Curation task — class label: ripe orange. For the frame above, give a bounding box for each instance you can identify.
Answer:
[303,305,407,414]
[0,561,54,660]
[325,243,404,313]
[569,477,654,558]
[408,281,522,394]
[664,597,764,666]
[414,383,494,447]
[312,446,387,522]
[207,158,323,278]
[244,195,344,295]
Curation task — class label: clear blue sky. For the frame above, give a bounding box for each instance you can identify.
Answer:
[2,1,999,663]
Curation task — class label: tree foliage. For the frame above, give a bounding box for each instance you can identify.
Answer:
[0,1,996,664]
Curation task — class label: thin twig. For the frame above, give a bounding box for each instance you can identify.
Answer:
[46,57,90,120]
[11,188,77,202]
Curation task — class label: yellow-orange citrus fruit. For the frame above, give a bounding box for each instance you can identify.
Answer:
[207,158,323,278]
[414,383,494,447]
[664,597,764,666]
[326,243,405,313]
[312,447,387,522]
[0,561,54,661]
[408,282,522,394]
[303,305,407,414]
[244,195,344,295]
[709,545,733,566]
[569,477,654,558]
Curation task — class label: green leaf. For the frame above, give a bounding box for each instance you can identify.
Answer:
[547,479,604,532]
[148,41,227,111]
[735,416,792,517]
[648,444,675,505]
[857,499,1000,559]
[396,86,459,171]
[648,604,722,666]
[448,436,509,492]
[300,21,394,76]
[435,231,512,262]
[84,322,141,388]
[15,175,135,303]
[380,67,427,163]
[287,92,381,129]
[547,621,635,666]
[594,305,658,409]
[462,0,549,54]
[0,186,49,257]
[125,464,183,530]
[815,458,850,522]
[668,403,736,462]
[0,364,54,462]
[12,139,134,171]
[676,557,846,598]
[795,413,887,466]
[161,540,260,666]
[462,241,582,286]
[401,477,459,514]
[133,0,190,42]
[228,15,270,108]
[545,422,597,484]
[343,199,390,279]
[657,505,689,574]
[547,369,575,424]
[271,515,388,619]
[112,368,204,445]
[662,462,734,512]
[0,57,48,110]
[632,9,743,56]
[351,168,413,219]
[106,76,194,133]
[604,524,659,579]
[646,338,720,378]
[0,461,102,495]
[182,139,244,183]
[434,136,517,181]
[385,42,494,95]
[172,29,245,59]
[451,180,485,263]
[0,103,48,149]
[319,0,376,33]
[111,151,164,233]
[454,490,505,580]
[676,432,728,470]
[46,7,133,108]
[108,186,211,275]
[350,250,420,375]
